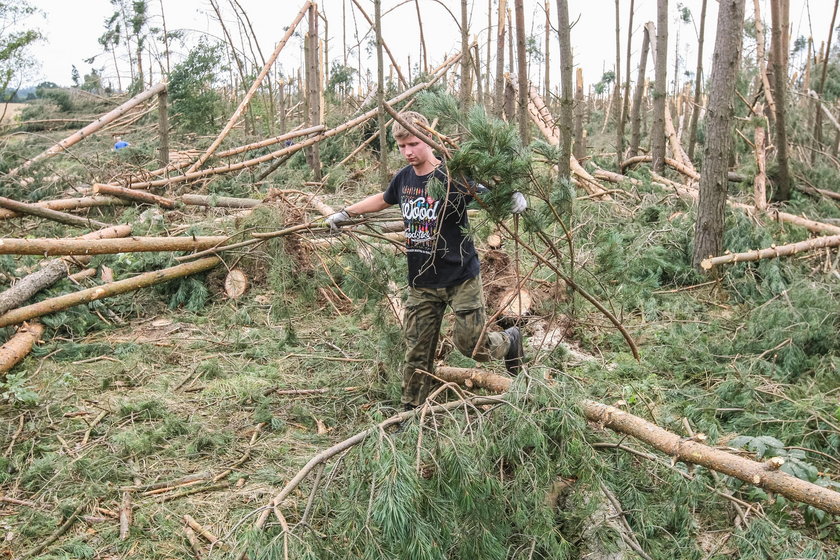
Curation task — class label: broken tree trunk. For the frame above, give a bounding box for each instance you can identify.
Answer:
[0,257,221,328]
[0,225,132,315]
[92,184,176,209]
[700,234,840,270]
[187,2,312,173]
[0,322,44,375]
[0,196,111,229]
[8,82,168,176]
[754,110,768,210]
[434,366,840,516]
[0,196,128,220]
[0,235,229,256]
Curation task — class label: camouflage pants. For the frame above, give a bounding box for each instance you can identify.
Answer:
[401,274,510,407]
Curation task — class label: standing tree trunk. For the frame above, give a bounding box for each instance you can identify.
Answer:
[556,0,573,179]
[619,0,635,165]
[158,90,169,169]
[375,0,388,190]
[514,0,530,144]
[628,24,651,158]
[687,0,708,161]
[812,0,839,162]
[769,0,790,201]
[544,1,551,101]
[573,68,585,162]
[494,0,508,118]
[651,2,668,173]
[613,0,623,166]
[460,0,472,109]
[692,0,747,270]
[306,4,322,181]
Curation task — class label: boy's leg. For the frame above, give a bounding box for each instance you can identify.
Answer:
[449,275,509,362]
[402,287,446,407]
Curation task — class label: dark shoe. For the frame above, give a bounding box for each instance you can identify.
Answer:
[504,326,524,375]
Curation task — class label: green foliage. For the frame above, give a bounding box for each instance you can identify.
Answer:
[41,88,72,112]
[0,370,39,404]
[0,0,42,94]
[168,37,225,133]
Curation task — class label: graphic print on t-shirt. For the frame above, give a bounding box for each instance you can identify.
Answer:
[401,181,440,254]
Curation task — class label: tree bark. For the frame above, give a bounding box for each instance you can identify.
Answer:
[628,24,650,158]
[0,196,110,230]
[692,0,747,270]
[514,0,530,143]
[0,322,44,376]
[460,0,472,108]
[8,82,168,177]
[434,366,840,516]
[812,0,839,162]
[687,0,707,161]
[158,90,169,168]
[768,0,791,201]
[613,0,623,166]
[573,68,585,162]
[374,0,388,190]
[0,225,132,315]
[180,194,261,208]
[619,0,634,166]
[651,4,668,173]
[701,234,840,270]
[494,0,508,118]
[0,197,128,220]
[753,110,767,210]
[557,0,573,178]
[544,1,551,101]
[0,236,229,256]
[0,258,222,329]
[306,3,323,182]
[92,184,176,209]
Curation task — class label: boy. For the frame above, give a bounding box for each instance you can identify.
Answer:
[326,111,526,409]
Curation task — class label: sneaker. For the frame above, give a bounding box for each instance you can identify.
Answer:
[504,326,524,375]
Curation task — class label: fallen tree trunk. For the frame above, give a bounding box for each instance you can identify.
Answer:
[701,234,840,270]
[0,322,44,375]
[0,257,221,328]
[9,82,167,176]
[0,225,132,315]
[0,196,111,229]
[0,235,229,256]
[92,184,176,209]
[180,194,261,208]
[0,196,128,220]
[434,366,840,516]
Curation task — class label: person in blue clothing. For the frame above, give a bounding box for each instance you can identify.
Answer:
[326,111,527,410]
[113,136,129,150]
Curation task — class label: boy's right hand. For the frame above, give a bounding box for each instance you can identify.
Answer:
[325,209,352,233]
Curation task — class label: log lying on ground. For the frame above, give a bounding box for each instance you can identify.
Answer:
[180,194,261,208]
[92,184,176,209]
[0,195,110,229]
[8,81,167,176]
[701,234,840,270]
[619,154,743,183]
[0,196,128,220]
[434,366,840,516]
[0,235,229,256]
[0,225,132,315]
[0,322,44,375]
[0,257,221,328]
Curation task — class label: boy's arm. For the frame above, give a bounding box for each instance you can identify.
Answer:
[325,193,392,232]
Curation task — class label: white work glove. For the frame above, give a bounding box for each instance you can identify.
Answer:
[510,192,528,214]
[325,209,352,233]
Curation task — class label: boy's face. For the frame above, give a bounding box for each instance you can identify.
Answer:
[396,134,434,169]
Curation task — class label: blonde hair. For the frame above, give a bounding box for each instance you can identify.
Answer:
[391,111,429,140]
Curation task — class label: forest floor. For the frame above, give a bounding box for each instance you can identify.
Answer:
[0,94,838,559]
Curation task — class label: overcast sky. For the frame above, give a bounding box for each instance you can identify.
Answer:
[21,1,837,92]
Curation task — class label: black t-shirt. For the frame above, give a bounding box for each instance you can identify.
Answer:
[383,164,479,288]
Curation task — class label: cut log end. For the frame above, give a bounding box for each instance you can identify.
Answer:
[224,269,249,299]
[500,288,532,318]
